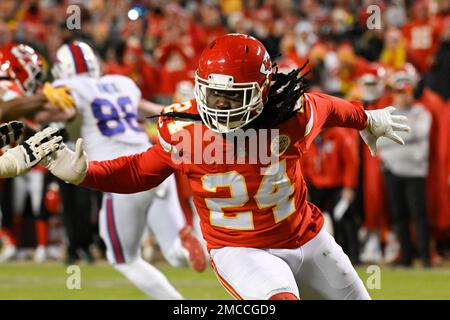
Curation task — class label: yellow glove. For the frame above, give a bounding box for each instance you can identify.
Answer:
[43,82,75,110]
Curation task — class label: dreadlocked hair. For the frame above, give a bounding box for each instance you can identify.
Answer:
[147,111,202,122]
[255,60,310,128]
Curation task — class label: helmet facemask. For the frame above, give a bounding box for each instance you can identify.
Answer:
[22,64,45,95]
[195,73,267,133]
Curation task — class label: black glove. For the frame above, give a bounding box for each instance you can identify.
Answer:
[0,121,25,148]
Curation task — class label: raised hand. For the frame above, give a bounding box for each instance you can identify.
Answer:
[360,106,411,156]
[0,127,63,178]
[43,138,88,185]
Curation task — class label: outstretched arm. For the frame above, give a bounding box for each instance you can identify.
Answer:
[0,83,74,121]
[44,139,176,194]
[0,126,62,178]
[301,92,410,155]
[304,92,368,131]
[299,92,368,151]
[0,94,48,121]
[82,144,175,193]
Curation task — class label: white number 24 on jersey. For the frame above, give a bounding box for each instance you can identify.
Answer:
[202,160,296,230]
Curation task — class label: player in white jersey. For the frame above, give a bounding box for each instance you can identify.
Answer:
[49,41,206,299]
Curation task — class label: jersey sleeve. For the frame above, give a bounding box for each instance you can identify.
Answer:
[80,106,187,194]
[296,92,368,152]
[80,144,176,194]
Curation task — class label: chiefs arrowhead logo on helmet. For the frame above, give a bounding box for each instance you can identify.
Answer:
[260,51,271,76]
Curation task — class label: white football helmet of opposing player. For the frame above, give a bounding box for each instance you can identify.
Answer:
[51,41,101,80]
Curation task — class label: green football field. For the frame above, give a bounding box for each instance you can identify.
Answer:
[0,262,450,300]
[0,261,449,300]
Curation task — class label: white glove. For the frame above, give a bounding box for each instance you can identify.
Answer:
[0,127,62,178]
[43,138,88,185]
[360,106,411,156]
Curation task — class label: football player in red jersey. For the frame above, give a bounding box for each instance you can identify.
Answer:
[0,44,74,122]
[40,34,410,300]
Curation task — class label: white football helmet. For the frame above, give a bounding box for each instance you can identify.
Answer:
[51,41,101,80]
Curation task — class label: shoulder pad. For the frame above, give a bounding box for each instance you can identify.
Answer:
[157,99,196,153]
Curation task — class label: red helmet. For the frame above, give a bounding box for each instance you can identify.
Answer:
[358,63,387,102]
[0,44,44,95]
[195,34,272,133]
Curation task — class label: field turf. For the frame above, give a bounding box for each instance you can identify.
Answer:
[0,261,449,300]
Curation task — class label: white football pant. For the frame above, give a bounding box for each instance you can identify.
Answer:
[210,227,371,300]
[99,175,187,300]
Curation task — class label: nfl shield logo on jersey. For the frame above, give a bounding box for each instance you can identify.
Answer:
[270,134,291,157]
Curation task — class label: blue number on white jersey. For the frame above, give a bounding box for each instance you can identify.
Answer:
[91,96,143,137]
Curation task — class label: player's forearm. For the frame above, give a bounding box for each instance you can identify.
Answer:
[33,103,77,125]
[0,93,47,121]
[81,159,149,194]
[324,95,368,130]
[81,148,173,193]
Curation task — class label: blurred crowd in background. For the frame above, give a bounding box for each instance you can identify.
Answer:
[0,0,449,267]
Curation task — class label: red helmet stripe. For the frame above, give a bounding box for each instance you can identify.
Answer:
[68,43,88,74]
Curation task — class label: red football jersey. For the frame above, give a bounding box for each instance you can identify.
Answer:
[402,18,441,73]
[82,92,367,250]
